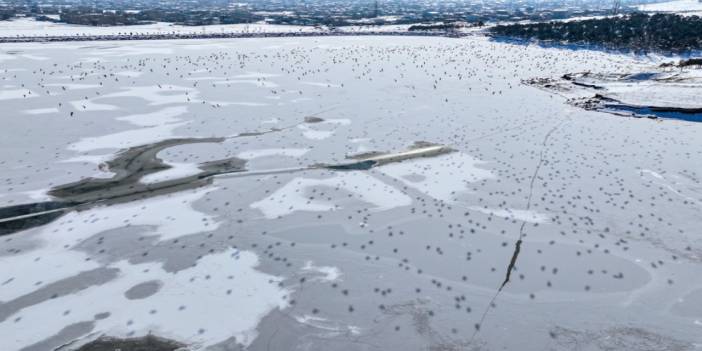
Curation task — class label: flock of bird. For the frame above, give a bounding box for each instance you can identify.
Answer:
[0,36,700,350]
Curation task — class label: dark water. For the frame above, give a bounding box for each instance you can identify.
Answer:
[604,104,702,123]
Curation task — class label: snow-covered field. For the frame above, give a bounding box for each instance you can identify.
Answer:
[0,17,424,38]
[638,0,702,16]
[0,17,325,37]
[0,34,701,351]
[526,69,702,121]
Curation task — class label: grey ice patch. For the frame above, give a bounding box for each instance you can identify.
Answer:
[70,335,185,351]
[401,173,426,182]
[74,225,231,273]
[124,280,163,300]
[0,267,119,323]
[20,321,95,351]
[93,312,111,320]
[0,233,42,258]
[73,226,159,265]
[671,288,702,318]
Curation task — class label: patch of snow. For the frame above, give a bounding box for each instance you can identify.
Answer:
[301,261,342,282]
[378,152,494,203]
[23,107,59,115]
[68,121,189,152]
[116,106,189,127]
[0,89,37,100]
[0,249,290,350]
[250,172,412,218]
[0,188,216,303]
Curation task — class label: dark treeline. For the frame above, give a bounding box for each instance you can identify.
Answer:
[490,13,702,53]
[0,9,14,20]
[408,22,484,31]
[55,8,263,26]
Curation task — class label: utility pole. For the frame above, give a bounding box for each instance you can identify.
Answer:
[612,0,621,15]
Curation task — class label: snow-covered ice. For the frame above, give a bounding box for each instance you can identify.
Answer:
[1,34,701,351]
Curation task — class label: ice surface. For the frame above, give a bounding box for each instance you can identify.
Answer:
[378,152,494,203]
[0,89,37,100]
[237,148,310,160]
[468,206,550,223]
[1,249,289,350]
[250,172,412,218]
[0,34,700,351]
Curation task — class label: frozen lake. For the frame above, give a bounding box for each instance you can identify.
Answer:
[1,35,701,350]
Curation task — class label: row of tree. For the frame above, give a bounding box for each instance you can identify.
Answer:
[408,22,484,31]
[52,8,264,27]
[490,13,702,53]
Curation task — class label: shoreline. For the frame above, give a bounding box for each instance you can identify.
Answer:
[0,30,470,43]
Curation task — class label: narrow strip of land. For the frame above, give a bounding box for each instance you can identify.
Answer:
[0,30,470,43]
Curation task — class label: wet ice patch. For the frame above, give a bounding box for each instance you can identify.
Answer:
[0,249,290,350]
[124,280,163,300]
[250,172,411,218]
